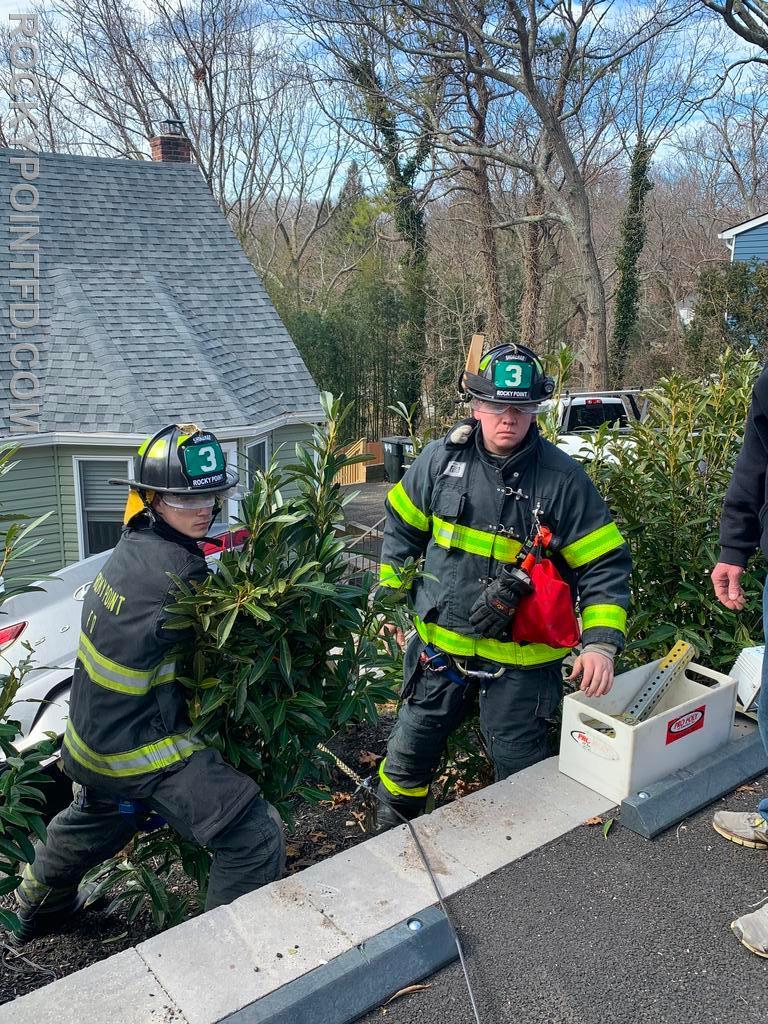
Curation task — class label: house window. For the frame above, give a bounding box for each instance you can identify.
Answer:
[77,458,130,557]
[246,438,270,489]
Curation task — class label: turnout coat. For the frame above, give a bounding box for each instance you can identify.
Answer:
[62,520,210,798]
[379,419,631,667]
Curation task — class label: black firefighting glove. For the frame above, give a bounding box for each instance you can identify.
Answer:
[469,566,534,639]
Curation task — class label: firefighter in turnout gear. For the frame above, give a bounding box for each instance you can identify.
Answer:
[375,345,632,830]
[10,424,285,945]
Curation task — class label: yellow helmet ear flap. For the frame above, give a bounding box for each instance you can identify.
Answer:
[123,489,155,525]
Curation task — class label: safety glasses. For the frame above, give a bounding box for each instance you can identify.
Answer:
[160,492,220,511]
[472,400,541,416]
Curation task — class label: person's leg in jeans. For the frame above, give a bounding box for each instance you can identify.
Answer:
[716,579,768,956]
[713,580,768,851]
[12,783,142,944]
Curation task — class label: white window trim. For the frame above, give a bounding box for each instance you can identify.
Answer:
[73,454,133,561]
[218,441,239,525]
[245,434,272,490]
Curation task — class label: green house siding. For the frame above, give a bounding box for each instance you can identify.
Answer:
[57,446,135,565]
[270,421,317,498]
[1,446,65,577]
[2,422,319,578]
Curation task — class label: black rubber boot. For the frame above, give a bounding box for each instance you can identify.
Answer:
[375,783,427,833]
[6,883,97,947]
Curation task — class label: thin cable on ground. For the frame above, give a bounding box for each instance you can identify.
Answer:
[318,743,482,1024]
[1,939,58,981]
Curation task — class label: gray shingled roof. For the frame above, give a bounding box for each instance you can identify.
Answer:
[0,148,321,436]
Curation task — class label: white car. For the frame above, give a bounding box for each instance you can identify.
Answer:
[546,390,646,461]
[0,526,248,763]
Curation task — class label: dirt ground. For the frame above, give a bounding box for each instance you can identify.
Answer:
[0,714,396,1005]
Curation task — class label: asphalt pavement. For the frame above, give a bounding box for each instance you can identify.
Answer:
[359,776,768,1024]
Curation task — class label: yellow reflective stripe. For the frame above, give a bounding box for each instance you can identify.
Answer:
[581,604,627,633]
[560,522,625,568]
[18,863,50,902]
[63,721,202,779]
[388,481,431,533]
[432,516,522,564]
[413,617,571,666]
[78,632,175,695]
[379,562,410,590]
[378,759,429,799]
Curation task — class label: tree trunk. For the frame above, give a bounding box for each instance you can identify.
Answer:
[466,72,505,346]
[473,157,506,345]
[519,180,545,349]
[561,180,609,388]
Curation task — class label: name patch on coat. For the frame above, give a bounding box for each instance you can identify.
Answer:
[443,461,466,478]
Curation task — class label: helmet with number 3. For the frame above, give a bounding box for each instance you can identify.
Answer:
[109,423,239,495]
[463,344,555,408]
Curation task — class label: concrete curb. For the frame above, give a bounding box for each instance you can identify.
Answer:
[619,728,768,839]
[3,758,615,1024]
[220,906,457,1024]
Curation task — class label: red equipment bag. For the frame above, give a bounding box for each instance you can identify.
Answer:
[511,557,581,649]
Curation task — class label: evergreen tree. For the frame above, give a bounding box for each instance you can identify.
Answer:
[611,138,654,385]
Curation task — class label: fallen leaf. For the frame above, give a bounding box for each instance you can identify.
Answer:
[317,843,337,855]
[358,750,380,766]
[737,784,759,793]
[584,816,603,826]
[384,983,432,1005]
[102,931,129,945]
[603,817,615,839]
[329,791,353,807]
[308,831,327,841]
[285,844,301,858]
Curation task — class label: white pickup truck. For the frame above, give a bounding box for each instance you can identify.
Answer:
[549,389,646,460]
[0,526,248,763]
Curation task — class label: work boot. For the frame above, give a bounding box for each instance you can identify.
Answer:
[6,880,98,947]
[732,904,768,958]
[374,783,426,834]
[712,809,768,850]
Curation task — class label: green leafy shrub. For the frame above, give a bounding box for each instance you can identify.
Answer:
[0,445,56,935]
[580,348,763,670]
[89,395,404,927]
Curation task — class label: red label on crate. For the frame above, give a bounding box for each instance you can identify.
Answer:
[570,730,619,761]
[665,706,705,744]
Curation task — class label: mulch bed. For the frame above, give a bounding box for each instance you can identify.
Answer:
[0,714,397,1005]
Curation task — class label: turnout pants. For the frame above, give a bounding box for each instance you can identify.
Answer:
[17,748,285,917]
[377,635,563,822]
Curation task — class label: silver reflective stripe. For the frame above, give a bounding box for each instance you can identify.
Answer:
[78,632,175,695]
[432,518,456,547]
[64,720,202,778]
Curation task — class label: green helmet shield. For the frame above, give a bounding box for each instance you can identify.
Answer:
[108,423,239,494]
[178,433,228,489]
[464,344,555,405]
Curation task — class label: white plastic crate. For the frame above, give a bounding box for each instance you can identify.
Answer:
[558,657,737,803]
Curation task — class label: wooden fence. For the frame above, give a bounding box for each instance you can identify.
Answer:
[334,437,368,486]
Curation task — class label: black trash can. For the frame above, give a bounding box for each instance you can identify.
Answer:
[382,435,409,483]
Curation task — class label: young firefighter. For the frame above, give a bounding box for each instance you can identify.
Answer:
[375,344,632,830]
[712,364,768,957]
[9,424,284,944]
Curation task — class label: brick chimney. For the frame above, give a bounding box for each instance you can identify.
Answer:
[150,118,192,163]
